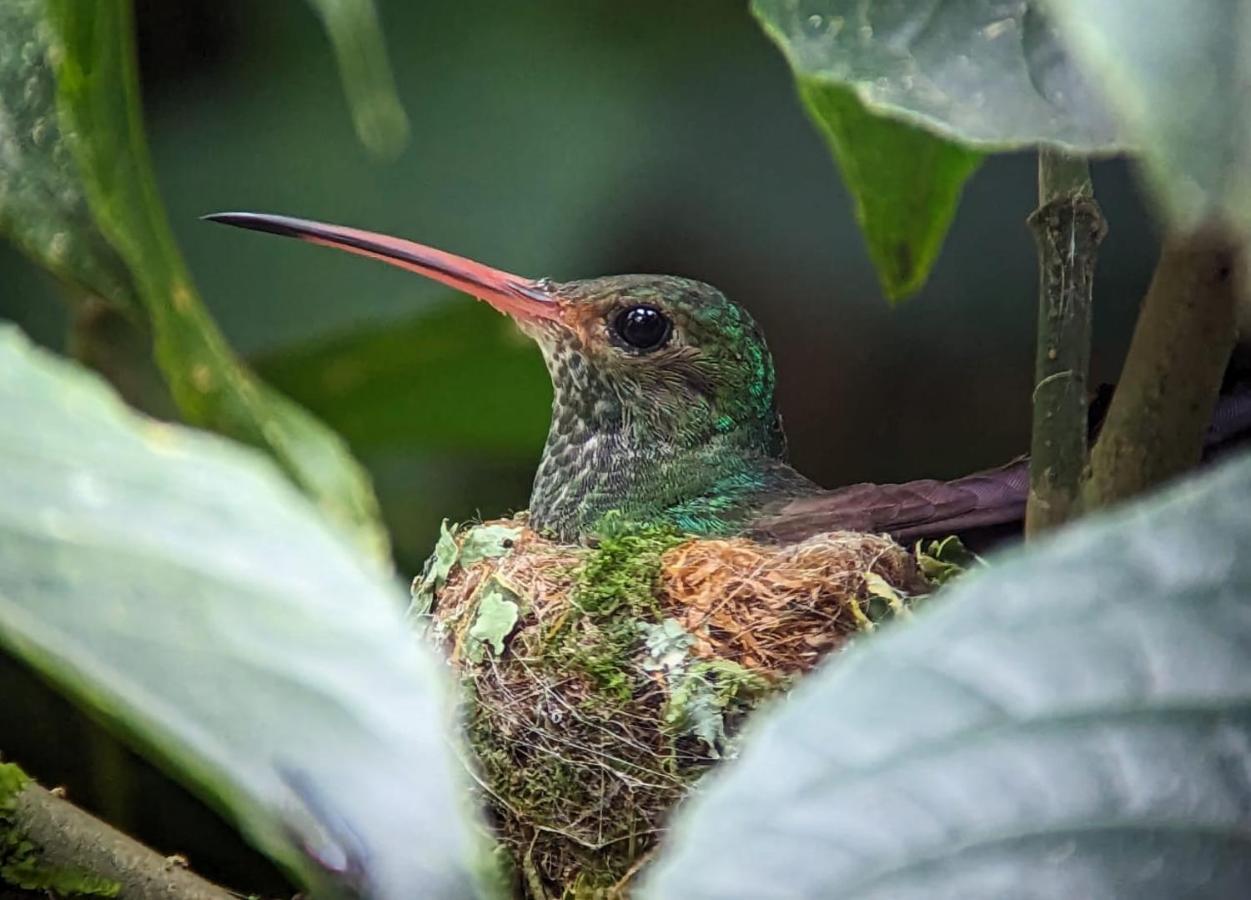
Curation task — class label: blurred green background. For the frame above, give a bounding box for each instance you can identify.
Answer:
[0,0,1159,574]
[0,1,1160,891]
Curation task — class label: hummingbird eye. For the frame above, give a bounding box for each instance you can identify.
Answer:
[613,305,672,352]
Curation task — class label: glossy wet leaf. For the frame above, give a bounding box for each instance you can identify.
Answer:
[646,450,1251,898]
[1042,0,1251,235]
[798,80,983,300]
[752,0,1120,299]
[255,300,552,455]
[0,0,388,555]
[752,0,1121,151]
[0,326,481,899]
[303,0,410,158]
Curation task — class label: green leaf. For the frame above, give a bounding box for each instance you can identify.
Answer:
[411,520,525,619]
[0,326,481,899]
[459,523,524,569]
[664,660,769,760]
[666,675,728,758]
[752,0,1122,151]
[751,0,1120,297]
[645,451,1251,898]
[640,619,695,673]
[255,301,552,455]
[0,0,388,555]
[916,534,981,585]
[467,580,520,659]
[797,80,982,300]
[303,0,410,158]
[1040,0,1251,236]
[0,0,134,310]
[417,520,462,598]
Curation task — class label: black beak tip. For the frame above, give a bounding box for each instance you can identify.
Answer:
[201,211,305,239]
[201,211,245,225]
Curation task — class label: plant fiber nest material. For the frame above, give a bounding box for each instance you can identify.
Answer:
[415,517,931,898]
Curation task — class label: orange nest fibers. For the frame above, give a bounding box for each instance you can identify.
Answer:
[659,534,926,674]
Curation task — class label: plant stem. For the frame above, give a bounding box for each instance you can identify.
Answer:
[1025,148,1106,536]
[1084,224,1243,507]
[68,295,176,420]
[2,768,234,899]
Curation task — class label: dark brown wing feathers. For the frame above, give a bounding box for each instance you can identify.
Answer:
[749,459,1028,544]
[751,380,1251,546]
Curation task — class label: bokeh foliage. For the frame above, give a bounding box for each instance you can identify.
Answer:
[0,0,392,556]
[256,300,550,456]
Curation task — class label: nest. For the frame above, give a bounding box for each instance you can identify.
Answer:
[414,517,934,898]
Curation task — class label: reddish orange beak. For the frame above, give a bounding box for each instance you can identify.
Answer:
[203,212,560,322]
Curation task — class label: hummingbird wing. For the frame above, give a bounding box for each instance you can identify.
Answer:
[751,381,1251,547]
[748,459,1029,545]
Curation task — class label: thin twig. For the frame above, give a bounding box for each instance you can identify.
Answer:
[1025,148,1106,535]
[67,295,177,420]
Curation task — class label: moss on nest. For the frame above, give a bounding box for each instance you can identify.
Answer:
[415,517,934,898]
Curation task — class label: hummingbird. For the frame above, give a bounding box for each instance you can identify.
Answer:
[205,212,1243,545]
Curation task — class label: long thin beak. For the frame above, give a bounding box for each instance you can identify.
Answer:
[203,212,560,322]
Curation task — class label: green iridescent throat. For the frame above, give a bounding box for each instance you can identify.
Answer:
[524,275,816,540]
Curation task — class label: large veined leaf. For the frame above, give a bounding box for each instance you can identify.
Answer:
[1042,0,1251,237]
[0,326,482,899]
[0,0,388,556]
[751,0,1122,299]
[752,0,1121,151]
[796,80,983,301]
[645,450,1251,898]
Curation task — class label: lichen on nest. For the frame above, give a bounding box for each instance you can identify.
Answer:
[413,516,939,898]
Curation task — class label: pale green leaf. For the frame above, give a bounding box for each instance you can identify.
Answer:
[0,326,481,899]
[1041,0,1251,236]
[459,523,524,569]
[861,570,903,607]
[752,0,1122,150]
[640,619,695,673]
[647,450,1251,898]
[664,661,769,760]
[411,519,459,615]
[666,680,727,758]
[467,580,520,659]
[752,1,1115,299]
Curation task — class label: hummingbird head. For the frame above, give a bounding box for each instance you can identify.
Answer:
[205,212,795,537]
[520,273,785,457]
